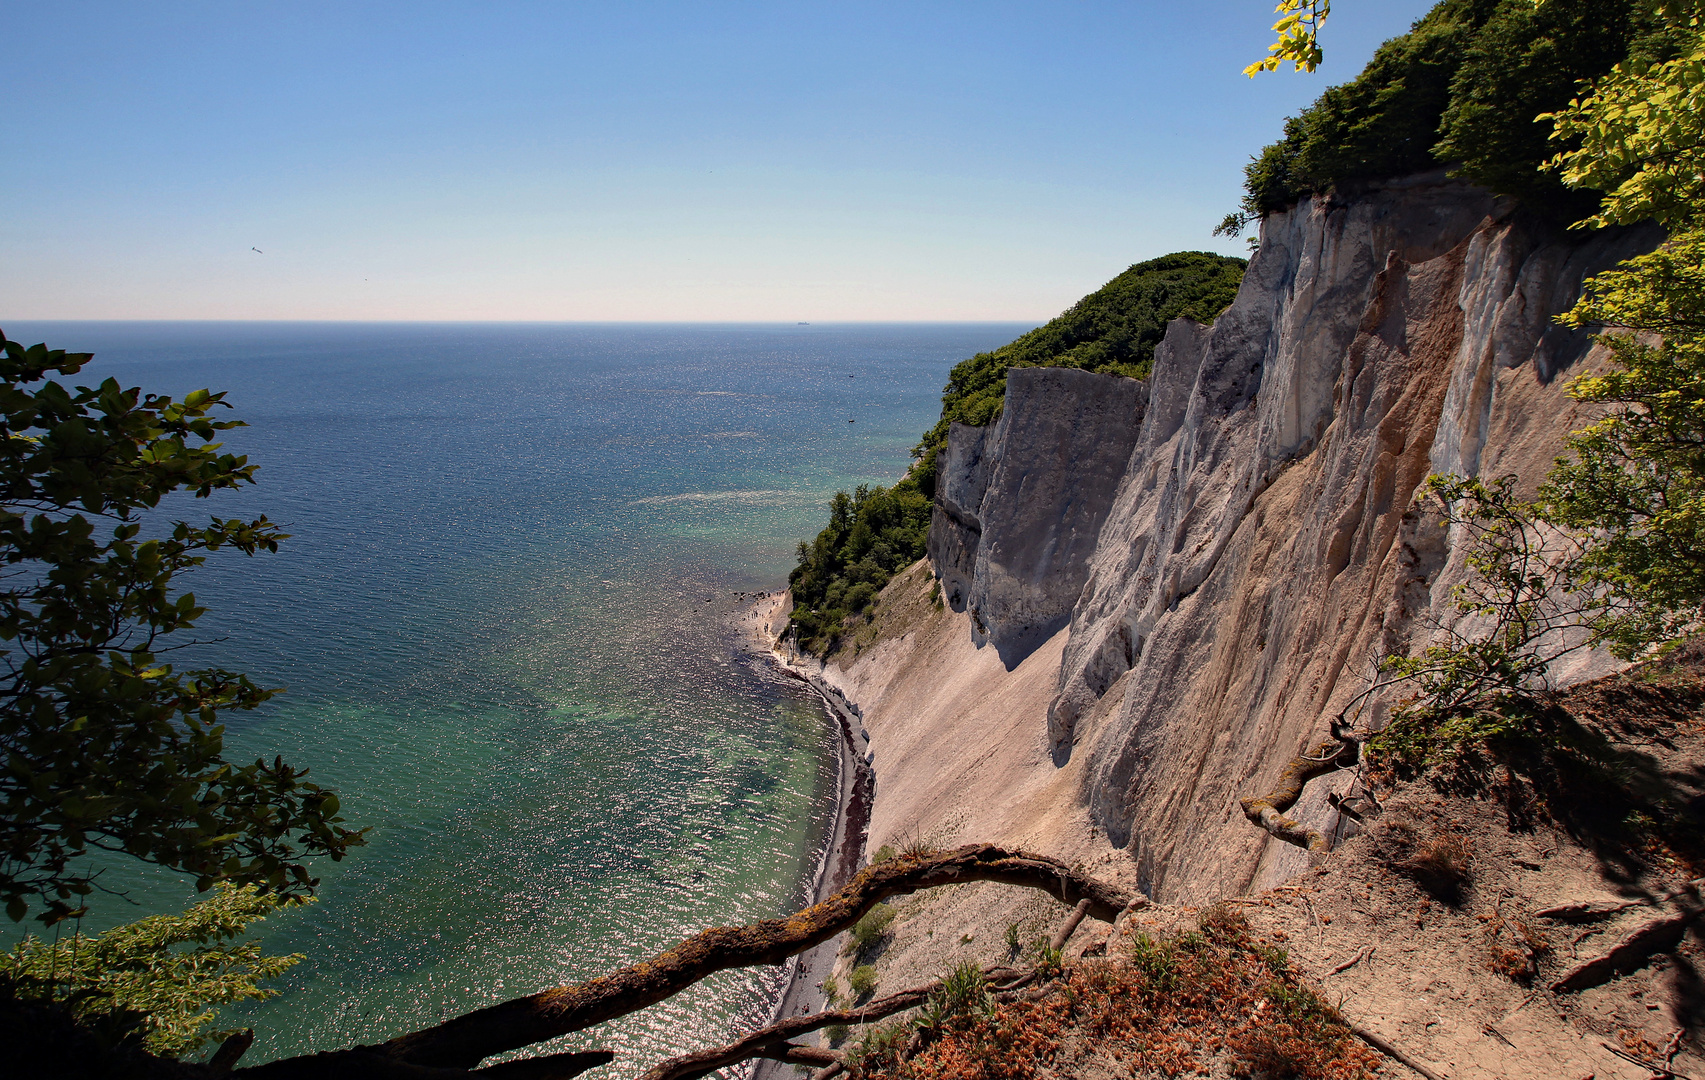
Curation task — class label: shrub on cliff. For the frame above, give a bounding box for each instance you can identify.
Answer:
[788,478,933,654]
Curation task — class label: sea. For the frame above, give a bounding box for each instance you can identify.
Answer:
[1,321,1030,1068]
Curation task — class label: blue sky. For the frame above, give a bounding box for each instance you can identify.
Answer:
[3,1,1437,321]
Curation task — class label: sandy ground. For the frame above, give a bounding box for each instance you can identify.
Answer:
[751,565,1705,1080]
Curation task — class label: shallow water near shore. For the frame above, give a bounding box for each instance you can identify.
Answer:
[2,321,1028,1066]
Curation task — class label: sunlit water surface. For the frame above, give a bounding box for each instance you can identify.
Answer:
[3,321,1028,1067]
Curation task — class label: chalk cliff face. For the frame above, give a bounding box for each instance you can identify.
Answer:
[905,173,1658,901]
[927,366,1146,668]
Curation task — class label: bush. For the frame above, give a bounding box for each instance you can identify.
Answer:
[845,902,897,960]
[1399,834,1474,902]
[788,480,933,654]
[847,964,879,1000]
[844,912,1380,1080]
[3,883,304,1057]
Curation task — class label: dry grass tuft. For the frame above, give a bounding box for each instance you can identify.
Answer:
[1398,834,1472,902]
[849,904,1380,1080]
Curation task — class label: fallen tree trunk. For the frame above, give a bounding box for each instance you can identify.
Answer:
[239,844,1138,1077]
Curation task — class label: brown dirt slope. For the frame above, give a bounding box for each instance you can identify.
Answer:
[836,645,1705,1080]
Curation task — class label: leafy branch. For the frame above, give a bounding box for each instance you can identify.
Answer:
[1245,1,1331,77]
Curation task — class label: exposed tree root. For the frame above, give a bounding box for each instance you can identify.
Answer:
[1535,878,1704,922]
[1240,729,1359,854]
[237,844,1138,1077]
[1327,946,1373,975]
[1346,1024,1447,1080]
[1552,895,1704,992]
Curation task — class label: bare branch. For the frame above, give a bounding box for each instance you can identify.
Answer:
[636,983,936,1080]
[241,844,1139,1075]
[1240,734,1358,854]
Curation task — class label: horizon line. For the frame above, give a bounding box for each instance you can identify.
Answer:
[2,317,1047,326]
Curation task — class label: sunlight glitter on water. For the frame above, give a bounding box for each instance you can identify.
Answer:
[2,321,1030,1068]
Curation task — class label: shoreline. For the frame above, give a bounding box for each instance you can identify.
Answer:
[738,592,873,1077]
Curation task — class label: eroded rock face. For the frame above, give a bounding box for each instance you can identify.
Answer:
[926,422,990,614]
[927,367,1145,669]
[927,172,1659,902]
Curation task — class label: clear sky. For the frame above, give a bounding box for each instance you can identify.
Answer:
[3,1,1437,322]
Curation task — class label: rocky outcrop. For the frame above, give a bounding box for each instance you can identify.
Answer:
[927,367,1145,669]
[875,171,1661,905]
[926,422,990,616]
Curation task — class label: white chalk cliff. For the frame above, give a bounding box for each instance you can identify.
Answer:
[814,172,1660,905]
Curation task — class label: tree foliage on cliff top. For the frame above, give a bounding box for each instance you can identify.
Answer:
[786,252,1245,656]
[913,251,1246,464]
[1229,0,1691,228]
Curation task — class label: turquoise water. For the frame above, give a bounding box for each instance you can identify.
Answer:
[2,321,1029,1068]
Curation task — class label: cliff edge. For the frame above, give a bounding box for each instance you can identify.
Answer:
[774,173,1702,1080]
[898,174,1658,903]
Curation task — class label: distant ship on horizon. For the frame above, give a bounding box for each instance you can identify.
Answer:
[797,321,809,325]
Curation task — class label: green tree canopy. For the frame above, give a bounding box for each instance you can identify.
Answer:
[0,333,362,925]
[1229,0,1690,228]
[1537,23,1705,650]
[5,883,304,1057]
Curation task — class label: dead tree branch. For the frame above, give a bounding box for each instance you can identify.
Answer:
[639,963,1036,1080]
[636,984,931,1080]
[757,1044,839,1069]
[1240,731,1359,854]
[240,844,1137,1077]
[1049,898,1093,953]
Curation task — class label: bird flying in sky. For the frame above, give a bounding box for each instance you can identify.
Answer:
[251,247,263,254]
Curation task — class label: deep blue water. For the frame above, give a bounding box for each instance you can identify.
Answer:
[1,321,1029,1067]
